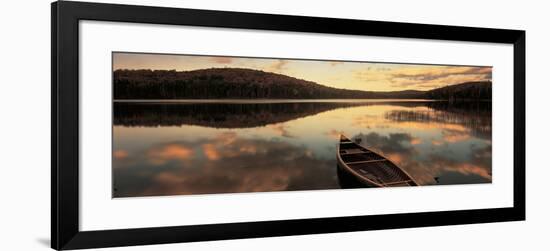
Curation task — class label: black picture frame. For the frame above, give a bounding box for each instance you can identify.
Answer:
[51,1,525,250]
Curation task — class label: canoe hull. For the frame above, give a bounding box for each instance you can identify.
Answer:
[336,135,418,188]
[336,161,380,188]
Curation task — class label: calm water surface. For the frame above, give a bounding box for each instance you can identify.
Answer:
[113,100,492,197]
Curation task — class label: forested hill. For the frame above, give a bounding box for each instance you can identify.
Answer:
[113,68,491,100]
[424,81,491,101]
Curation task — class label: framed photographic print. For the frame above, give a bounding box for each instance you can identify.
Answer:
[52,1,525,250]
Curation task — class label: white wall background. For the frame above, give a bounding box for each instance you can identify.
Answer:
[0,0,547,250]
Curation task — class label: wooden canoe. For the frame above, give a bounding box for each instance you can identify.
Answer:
[337,135,418,187]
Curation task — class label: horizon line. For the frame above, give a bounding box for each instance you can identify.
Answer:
[113,67,492,93]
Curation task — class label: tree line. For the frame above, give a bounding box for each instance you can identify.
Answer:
[113,68,491,100]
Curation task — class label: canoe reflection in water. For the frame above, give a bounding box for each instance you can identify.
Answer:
[337,135,418,189]
[113,100,492,197]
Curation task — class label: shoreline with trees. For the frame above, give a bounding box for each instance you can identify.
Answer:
[113,68,491,101]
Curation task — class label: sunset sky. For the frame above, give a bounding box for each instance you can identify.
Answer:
[113,52,492,92]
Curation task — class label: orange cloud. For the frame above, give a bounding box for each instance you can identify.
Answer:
[119,135,333,197]
[114,150,129,159]
[449,163,492,180]
[386,153,404,165]
[442,129,470,143]
[218,132,238,146]
[239,145,257,154]
[202,132,258,161]
[202,143,220,160]
[325,129,346,139]
[410,137,422,145]
[268,124,294,138]
[431,140,444,146]
[148,144,194,165]
[354,65,492,91]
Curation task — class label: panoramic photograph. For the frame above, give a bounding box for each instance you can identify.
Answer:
[112,52,492,198]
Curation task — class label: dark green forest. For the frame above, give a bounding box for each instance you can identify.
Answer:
[113,68,491,100]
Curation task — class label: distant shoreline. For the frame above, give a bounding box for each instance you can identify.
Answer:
[114,99,439,104]
[114,68,492,100]
[113,99,490,104]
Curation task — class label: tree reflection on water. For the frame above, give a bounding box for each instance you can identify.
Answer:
[113,100,492,197]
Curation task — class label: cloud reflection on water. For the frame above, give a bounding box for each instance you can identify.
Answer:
[113,101,491,197]
[114,132,337,197]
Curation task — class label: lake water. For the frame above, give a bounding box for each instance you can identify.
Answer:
[112,100,492,198]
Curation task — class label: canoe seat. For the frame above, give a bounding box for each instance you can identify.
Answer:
[346,159,387,165]
[341,151,382,163]
[340,148,368,155]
